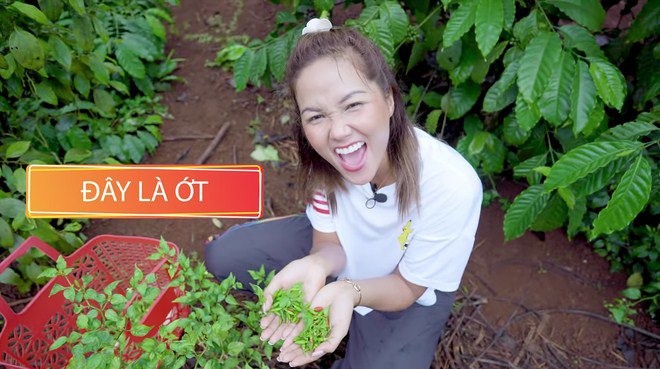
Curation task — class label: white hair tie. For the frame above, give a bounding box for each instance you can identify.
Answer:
[302,18,333,35]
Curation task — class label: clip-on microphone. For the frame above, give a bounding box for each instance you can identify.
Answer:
[365,183,387,209]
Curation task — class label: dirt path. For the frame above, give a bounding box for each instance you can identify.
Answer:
[86,1,658,367]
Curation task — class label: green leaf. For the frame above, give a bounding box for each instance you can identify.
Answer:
[64,148,91,163]
[513,10,541,47]
[573,156,630,196]
[502,113,531,146]
[35,81,58,106]
[366,19,394,65]
[0,268,21,285]
[570,60,597,135]
[545,0,605,32]
[443,0,477,48]
[71,15,94,51]
[93,88,116,116]
[436,39,462,71]
[480,134,506,174]
[131,324,151,337]
[116,43,145,79]
[502,0,515,29]
[6,141,31,158]
[621,288,641,300]
[539,51,575,126]
[250,145,280,162]
[483,59,519,112]
[468,131,489,156]
[407,39,426,73]
[513,153,546,184]
[66,126,92,150]
[515,94,541,132]
[449,35,480,85]
[380,1,409,44]
[517,31,562,103]
[442,81,480,119]
[85,54,109,85]
[73,74,90,97]
[625,0,659,43]
[67,0,85,14]
[0,218,13,248]
[249,47,268,86]
[544,140,642,191]
[267,37,288,82]
[588,58,626,111]
[233,48,253,91]
[503,184,551,240]
[530,194,567,232]
[38,0,63,21]
[121,33,158,61]
[592,155,652,237]
[137,131,159,153]
[567,196,586,238]
[10,2,51,24]
[49,36,71,69]
[475,0,503,57]
[425,109,442,134]
[582,100,605,137]
[559,24,605,59]
[627,272,643,289]
[9,29,45,70]
[598,121,659,142]
[463,115,484,135]
[123,135,146,163]
[146,15,166,41]
[49,335,68,350]
[109,81,129,95]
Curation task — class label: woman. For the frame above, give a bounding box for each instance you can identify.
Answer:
[205,18,482,369]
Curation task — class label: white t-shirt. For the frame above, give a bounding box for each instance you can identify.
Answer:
[306,127,482,314]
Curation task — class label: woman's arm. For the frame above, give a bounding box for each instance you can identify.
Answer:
[350,268,426,311]
[307,229,346,278]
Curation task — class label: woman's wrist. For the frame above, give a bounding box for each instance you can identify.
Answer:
[339,278,362,307]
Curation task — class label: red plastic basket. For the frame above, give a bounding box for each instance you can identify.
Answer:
[0,235,187,369]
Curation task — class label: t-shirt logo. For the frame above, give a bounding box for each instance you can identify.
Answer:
[398,220,413,250]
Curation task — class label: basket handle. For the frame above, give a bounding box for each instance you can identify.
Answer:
[0,236,62,320]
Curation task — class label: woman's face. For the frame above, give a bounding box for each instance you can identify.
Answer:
[295,56,394,186]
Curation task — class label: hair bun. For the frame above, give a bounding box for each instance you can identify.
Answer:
[302,18,333,35]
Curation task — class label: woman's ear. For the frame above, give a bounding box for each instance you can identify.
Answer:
[386,89,394,118]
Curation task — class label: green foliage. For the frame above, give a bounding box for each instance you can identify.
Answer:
[1,0,180,292]
[266,283,331,353]
[221,0,660,318]
[45,239,272,368]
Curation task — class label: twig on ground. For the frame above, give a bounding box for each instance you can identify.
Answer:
[195,122,232,164]
[163,134,215,141]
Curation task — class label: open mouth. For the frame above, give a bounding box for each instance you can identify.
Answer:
[334,141,367,172]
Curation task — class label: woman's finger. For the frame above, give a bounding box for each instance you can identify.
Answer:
[260,314,281,341]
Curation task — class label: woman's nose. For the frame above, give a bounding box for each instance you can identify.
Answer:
[329,113,352,140]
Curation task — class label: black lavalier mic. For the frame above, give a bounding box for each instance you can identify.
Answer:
[365,183,387,208]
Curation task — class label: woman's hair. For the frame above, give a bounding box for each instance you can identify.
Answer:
[285,26,420,217]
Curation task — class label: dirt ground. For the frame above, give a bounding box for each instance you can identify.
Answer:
[85,1,659,368]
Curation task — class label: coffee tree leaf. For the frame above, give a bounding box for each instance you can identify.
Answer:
[475,0,503,57]
[539,50,575,126]
[504,184,550,240]
[588,57,627,111]
[570,60,597,135]
[592,155,652,238]
[544,140,642,191]
[443,0,476,48]
[517,31,561,103]
[545,0,605,32]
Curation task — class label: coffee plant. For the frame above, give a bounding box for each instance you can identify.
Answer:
[217,0,659,319]
[0,0,179,293]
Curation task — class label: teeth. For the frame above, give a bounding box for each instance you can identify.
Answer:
[335,142,364,155]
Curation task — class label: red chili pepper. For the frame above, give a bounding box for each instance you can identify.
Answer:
[314,306,323,312]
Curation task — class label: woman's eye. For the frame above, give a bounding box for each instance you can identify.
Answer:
[307,114,324,123]
[346,102,362,110]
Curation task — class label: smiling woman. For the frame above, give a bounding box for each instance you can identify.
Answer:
[205,18,482,369]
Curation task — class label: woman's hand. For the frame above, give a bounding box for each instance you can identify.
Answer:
[260,255,328,343]
[276,280,358,367]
